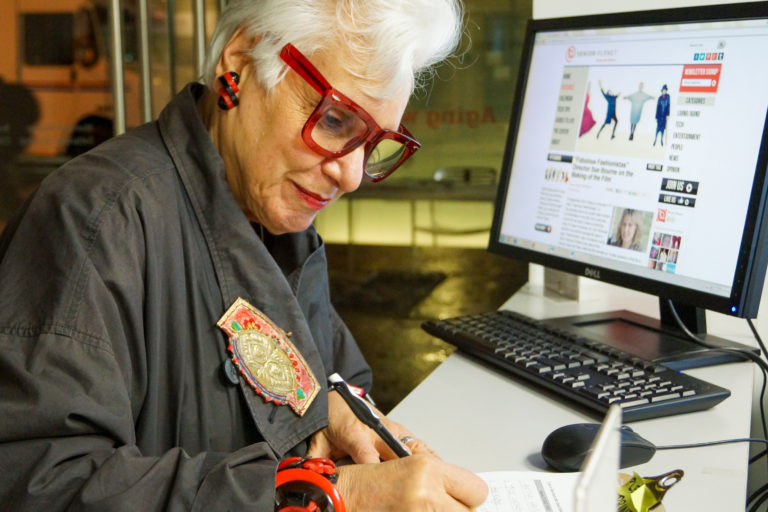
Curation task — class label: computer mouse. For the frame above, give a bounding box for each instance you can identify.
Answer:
[541,423,656,472]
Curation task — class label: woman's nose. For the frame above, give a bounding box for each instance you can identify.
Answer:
[322,145,365,193]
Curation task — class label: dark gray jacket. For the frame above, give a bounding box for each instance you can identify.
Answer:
[0,83,371,511]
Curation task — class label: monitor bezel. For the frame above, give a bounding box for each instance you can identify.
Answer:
[488,1,768,318]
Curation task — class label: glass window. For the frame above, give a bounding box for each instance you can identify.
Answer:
[23,14,75,66]
[74,8,100,67]
[93,6,139,63]
[0,0,531,239]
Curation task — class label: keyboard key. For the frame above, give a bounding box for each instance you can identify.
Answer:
[530,364,552,374]
[582,387,610,400]
[620,398,650,408]
[651,392,681,402]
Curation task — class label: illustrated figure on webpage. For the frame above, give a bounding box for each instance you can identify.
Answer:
[654,84,671,146]
[579,82,597,136]
[596,80,621,140]
[624,82,653,141]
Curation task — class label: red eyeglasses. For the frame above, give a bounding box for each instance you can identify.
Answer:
[280,43,420,182]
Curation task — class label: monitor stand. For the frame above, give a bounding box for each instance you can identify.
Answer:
[544,299,759,370]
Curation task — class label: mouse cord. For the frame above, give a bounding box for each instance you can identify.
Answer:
[665,300,761,354]
[656,344,768,448]
[664,300,767,367]
[749,482,768,512]
[747,317,768,360]
[658,433,768,510]
[663,301,768,503]
[747,481,768,512]
[751,448,768,464]
[655,437,768,451]
[745,317,768,508]
[662,301,768,378]
[656,437,768,510]
[749,493,768,512]
[747,315,768,459]
[662,301,768,460]
[657,433,768,508]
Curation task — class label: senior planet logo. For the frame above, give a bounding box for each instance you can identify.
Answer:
[566,45,576,62]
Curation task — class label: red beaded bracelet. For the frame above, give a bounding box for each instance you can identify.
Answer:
[275,457,346,512]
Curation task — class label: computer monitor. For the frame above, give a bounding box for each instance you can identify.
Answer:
[488,2,768,369]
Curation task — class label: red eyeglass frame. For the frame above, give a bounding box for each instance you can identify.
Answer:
[279,43,420,182]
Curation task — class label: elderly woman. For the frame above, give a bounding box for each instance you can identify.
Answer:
[0,0,488,510]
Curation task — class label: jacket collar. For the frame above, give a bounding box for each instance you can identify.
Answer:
[157,83,329,456]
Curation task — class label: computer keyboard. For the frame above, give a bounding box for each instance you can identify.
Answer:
[422,310,731,422]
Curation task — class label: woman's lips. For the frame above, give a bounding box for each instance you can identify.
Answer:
[293,183,331,211]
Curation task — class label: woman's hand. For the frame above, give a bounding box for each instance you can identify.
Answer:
[334,450,489,511]
[307,390,487,509]
[307,390,432,463]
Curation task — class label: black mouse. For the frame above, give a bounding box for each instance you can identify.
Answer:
[541,423,656,472]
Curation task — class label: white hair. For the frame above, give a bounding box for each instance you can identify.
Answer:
[201,0,463,99]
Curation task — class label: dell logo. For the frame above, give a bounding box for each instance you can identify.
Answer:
[585,267,601,279]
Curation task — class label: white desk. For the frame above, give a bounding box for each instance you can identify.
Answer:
[389,267,758,511]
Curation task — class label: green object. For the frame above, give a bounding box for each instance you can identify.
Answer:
[618,469,684,512]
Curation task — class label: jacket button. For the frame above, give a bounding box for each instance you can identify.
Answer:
[222,358,240,386]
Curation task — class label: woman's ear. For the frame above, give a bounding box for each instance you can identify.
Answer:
[215,26,260,78]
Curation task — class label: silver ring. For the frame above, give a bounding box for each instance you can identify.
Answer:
[400,435,417,445]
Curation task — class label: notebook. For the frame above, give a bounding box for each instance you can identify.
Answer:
[478,405,622,512]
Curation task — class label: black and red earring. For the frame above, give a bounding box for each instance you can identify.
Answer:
[217,71,240,110]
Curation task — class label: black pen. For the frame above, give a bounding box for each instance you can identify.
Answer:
[328,373,411,458]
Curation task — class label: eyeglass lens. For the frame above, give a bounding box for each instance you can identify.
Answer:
[310,96,408,179]
[365,138,408,178]
[310,98,368,152]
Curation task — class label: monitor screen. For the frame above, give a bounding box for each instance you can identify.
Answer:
[489,2,768,321]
